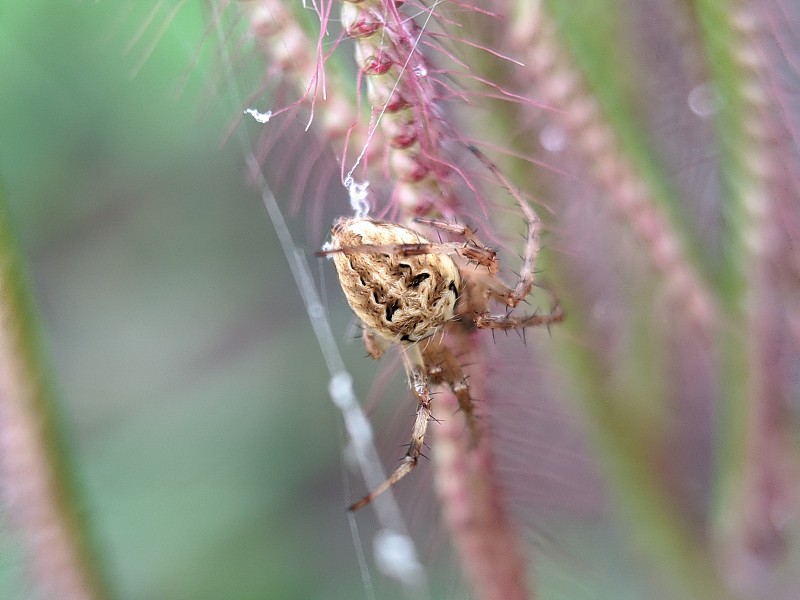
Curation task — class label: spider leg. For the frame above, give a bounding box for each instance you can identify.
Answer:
[465,145,546,308]
[481,213,540,309]
[414,218,500,274]
[318,241,464,259]
[348,344,433,511]
[451,200,553,329]
[362,325,386,360]
[475,299,565,331]
[423,335,480,446]
[469,214,562,331]
[413,218,479,243]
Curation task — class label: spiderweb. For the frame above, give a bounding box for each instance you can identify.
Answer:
[208,2,430,598]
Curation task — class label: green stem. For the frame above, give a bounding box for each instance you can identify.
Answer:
[694,0,775,562]
[554,304,734,599]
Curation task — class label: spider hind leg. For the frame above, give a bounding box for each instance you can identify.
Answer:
[348,345,433,511]
[423,336,480,447]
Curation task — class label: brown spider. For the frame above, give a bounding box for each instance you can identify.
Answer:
[321,207,564,511]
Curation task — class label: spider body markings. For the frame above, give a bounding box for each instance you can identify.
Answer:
[322,215,563,511]
[327,217,463,346]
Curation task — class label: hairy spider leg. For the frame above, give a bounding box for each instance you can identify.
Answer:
[415,209,541,309]
[422,334,480,446]
[418,183,561,331]
[416,210,561,331]
[469,253,564,331]
[412,218,480,243]
[348,344,433,511]
[467,208,560,331]
[362,324,386,360]
[413,217,500,274]
[475,296,565,331]
[318,241,465,259]
[464,144,553,310]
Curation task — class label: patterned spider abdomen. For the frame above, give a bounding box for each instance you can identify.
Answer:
[328,217,462,344]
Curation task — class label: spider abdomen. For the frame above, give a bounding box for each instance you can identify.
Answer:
[328,217,462,344]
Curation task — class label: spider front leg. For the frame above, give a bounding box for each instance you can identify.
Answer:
[485,212,542,310]
[472,256,564,331]
[414,217,499,274]
[459,210,564,331]
[416,212,541,308]
[475,294,565,331]
[348,344,433,511]
[464,144,549,310]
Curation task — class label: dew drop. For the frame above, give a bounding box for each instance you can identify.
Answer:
[540,123,567,153]
[688,83,718,117]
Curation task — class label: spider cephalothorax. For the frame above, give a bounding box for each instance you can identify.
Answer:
[323,214,563,510]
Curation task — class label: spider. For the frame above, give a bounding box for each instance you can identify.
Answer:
[321,206,564,511]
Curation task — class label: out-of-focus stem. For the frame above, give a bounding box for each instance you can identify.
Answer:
[554,307,735,600]
[507,0,735,595]
[433,331,531,600]
[340,0,458,220]
[510,0,718,338]
[0,199,108,599]
[696,0,794,582]
[241,0,364,149]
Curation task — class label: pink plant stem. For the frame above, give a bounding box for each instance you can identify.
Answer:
[0,212,105,599]
[242,0,366,151]
[341,0,459,220]
[433,330,531,600]
[712,1,799,583]
[510,0,717,337]
[338,3,534,595]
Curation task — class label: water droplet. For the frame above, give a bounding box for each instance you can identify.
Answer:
[688,83,718,117]
[540,123,567,153]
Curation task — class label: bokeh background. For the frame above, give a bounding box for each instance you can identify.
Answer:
[0,2,368,598]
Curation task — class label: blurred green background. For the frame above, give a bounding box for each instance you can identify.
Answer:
[0,2,385,598]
